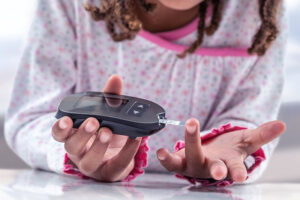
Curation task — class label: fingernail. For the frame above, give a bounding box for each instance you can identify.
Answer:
[157,154,166,161]
[187,124,196,135]
[100,131,110,143]
[234,171,246,183]
[85,121,96,132]
[59,118,68,130]
[212,166,226,180]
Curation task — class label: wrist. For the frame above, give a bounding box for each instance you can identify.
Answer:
[63,153,88,179]
[122,136,149,182]
[119,159,135,181]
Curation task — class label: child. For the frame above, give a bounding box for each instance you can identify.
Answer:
[5,0,287,186]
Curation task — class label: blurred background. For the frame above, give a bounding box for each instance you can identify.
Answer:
[0,1,299,182]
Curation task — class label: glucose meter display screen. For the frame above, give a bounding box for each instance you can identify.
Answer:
[74,95,129,113]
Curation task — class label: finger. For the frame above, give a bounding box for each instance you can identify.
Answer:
[64,117,100,157]
[185,118,205,167]
[225,158,247,183]
[78,127,112,176]
[103,74,123,95]
[208,159,227,180]
[52,116,73,142]
[157,148,184,172]
[245,120,286,154]
[100,137,142,182]
[105,97,123,108]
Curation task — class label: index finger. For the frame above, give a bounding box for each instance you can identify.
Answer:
[245,120,286,154]
[185,118,205,167]
[103,74,123,95]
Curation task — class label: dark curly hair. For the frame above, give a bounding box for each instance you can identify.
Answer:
[84,0,282,58]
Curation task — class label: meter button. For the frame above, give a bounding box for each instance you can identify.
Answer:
[127,102,150,117]
[134,103,150,112]
[133,110,140,115]
[137,105,144,109]
[128,109,142,117]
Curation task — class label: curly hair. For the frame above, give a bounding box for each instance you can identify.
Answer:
[84,0,282,57]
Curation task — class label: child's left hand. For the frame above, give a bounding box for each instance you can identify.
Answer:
[156,118,286,183]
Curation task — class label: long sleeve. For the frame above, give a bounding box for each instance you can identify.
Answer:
[4,0,77,174]
[4,1,149,180]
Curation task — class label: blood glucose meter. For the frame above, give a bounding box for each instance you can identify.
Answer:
[55,92,183,139]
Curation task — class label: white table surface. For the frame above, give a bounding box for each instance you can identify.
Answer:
[0,170,299,200]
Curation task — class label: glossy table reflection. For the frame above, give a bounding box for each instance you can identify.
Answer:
[0,170,299,200]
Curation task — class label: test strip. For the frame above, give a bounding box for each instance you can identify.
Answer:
[159,118,185,126]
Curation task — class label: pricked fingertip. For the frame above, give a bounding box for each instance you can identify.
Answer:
[185,118,199,127]
[185,118,200,135]
[186,124,197,135]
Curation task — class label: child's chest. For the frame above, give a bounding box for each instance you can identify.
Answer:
[75,38,257,130]
[74,30,258,172]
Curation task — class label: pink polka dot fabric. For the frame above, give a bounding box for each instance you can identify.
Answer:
[4,0,287,185]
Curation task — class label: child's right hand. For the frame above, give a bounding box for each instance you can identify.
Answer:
[52,75,142,182]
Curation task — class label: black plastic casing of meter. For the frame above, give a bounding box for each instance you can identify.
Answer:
[55,92,166,139]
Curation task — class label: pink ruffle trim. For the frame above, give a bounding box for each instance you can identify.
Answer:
[122,136,149,182]
[63,154,88,179]
[63,137,149,182]
[174,123,266,187]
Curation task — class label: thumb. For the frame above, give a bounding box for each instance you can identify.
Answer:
[103,74,123,95]
[246,120,286,154]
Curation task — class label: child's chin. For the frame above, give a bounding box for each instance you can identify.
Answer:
[158,0,204,11]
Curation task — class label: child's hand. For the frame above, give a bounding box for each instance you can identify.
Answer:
[52,75,142,182]
[156,118,286,183]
